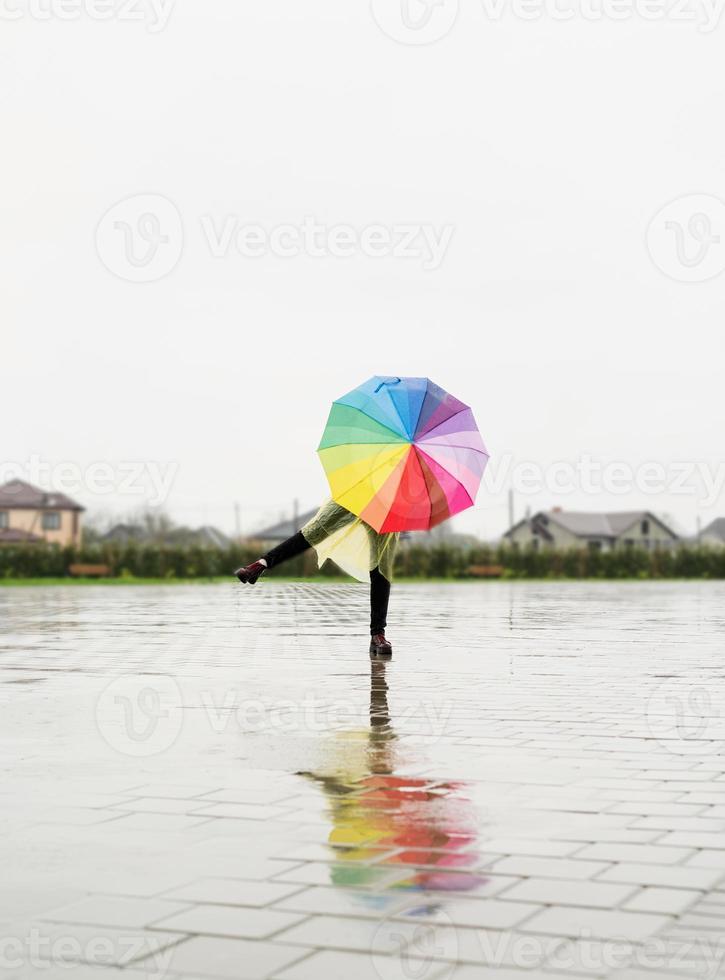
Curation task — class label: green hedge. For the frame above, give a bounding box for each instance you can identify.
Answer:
[0,542,724,580]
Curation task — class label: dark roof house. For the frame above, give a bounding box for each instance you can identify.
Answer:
[102,523,231,549]
[0,479,84,547]
[504,509,679,551]
[0,479,84,512]
[701,518,725,546]
[249,509,319,543]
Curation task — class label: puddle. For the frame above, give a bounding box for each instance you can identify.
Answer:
[298,659,485,911]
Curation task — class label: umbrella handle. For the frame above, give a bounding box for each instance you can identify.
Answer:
[374,377,401,394]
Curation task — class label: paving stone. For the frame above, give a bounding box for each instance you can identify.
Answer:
[149,904,306,939]
[394,896,543,929]
[274,947,452,980]
[684,850,725,870]
[522,906,671,941]
[39,895,183,929]
[544,936,642,975]
[192,803,293,820]
[623,888,702,915]
[273,884,411,918]
[597,864,722,890]
[502,877,637,909]
[479,839,582,857]
[576,844,693,865]
[491,857,612,879]
[161,877,304,907]
[138,934,309,977]
[270,862,410,888]
[275,914,561,967]
[3,920,184,969]
[661,832,725,850]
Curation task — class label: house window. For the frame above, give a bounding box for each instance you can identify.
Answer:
[0,512,7,529]
[588,540,602,552]
[42,512,61,530]
[641,519,649,535]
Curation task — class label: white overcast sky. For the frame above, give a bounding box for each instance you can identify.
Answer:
[3,0,724,539]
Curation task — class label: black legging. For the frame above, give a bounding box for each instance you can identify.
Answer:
[263,531,390,635]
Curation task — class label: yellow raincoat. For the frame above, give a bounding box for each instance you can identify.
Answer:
[301,500,399,583]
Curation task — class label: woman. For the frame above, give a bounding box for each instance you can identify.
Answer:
[235,498,399,657]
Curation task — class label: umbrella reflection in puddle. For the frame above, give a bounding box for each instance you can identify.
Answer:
[297,660,485,917]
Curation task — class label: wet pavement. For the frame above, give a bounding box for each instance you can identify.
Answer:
[1,580,725,979]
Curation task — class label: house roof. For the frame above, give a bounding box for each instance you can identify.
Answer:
[0,528,44,543]
[188,526,231,549]
[702,518,725,541]
[0,480,84,512]
[101,524,146,543]
[250,508,318,541]
[507,510,679,540]
[102,523,232,548]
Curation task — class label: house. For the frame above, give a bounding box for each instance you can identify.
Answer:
[700,518,725,547]
[248,509,318,549]
[102,523,231,549]
[0,479,84,547]
[504,509,679,552]
[101,523,146,544]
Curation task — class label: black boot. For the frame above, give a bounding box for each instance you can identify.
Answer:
[369,632,393,658]
[234,560,267,584]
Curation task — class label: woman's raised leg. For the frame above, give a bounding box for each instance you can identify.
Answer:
[235,531,312,584]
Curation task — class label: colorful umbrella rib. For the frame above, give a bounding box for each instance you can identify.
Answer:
[318,376,488,533]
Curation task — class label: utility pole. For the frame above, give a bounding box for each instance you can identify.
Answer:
[508,488,514,530]
[293,498,299,530]
[234,503,241,541]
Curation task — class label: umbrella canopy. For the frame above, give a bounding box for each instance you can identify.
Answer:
[318,376,488,533]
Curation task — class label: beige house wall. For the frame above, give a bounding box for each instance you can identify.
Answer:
[0,507,81,547]
[507,520,584,549]
[615,516,676,549]
[545,521,591,549]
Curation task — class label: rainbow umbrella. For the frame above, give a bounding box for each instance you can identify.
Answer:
[318,376,488,533]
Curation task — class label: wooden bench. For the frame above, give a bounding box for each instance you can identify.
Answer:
[68,564,112,578]
[466,564,505,578]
